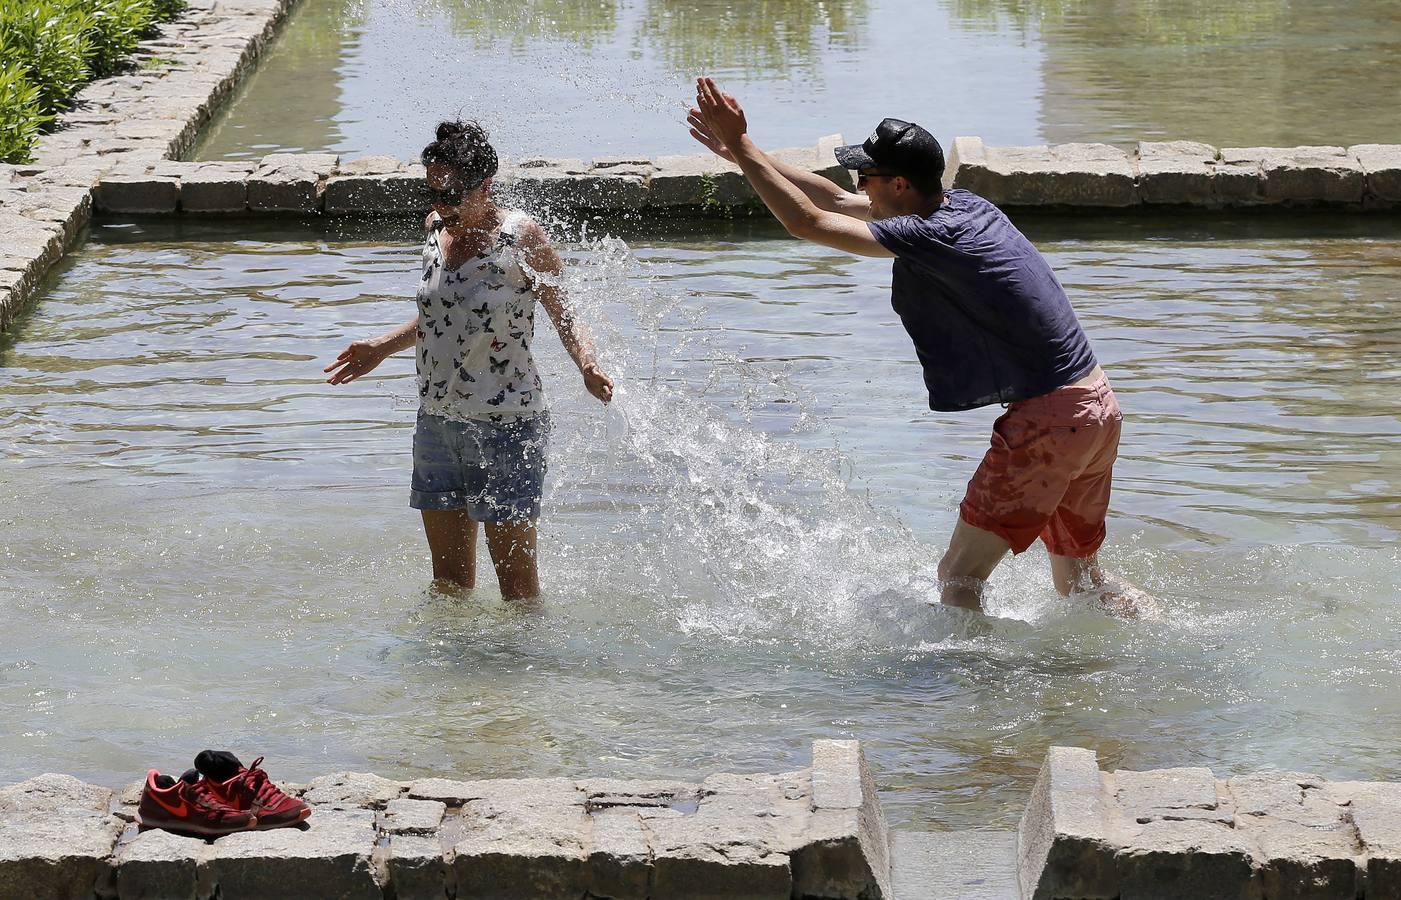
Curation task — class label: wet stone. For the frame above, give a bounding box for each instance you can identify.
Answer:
[1018,746,1119,900]
[95,175,180,214]
[452,794,589,900]
[1136,141,1218,205]
[381,798,445,835]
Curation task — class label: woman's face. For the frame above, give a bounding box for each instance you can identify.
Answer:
[426,162,490,225]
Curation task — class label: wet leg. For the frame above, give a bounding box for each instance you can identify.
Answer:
[421,509,478,591]
[1049,552,1158,618]
[484,520,540,602]
[937,517,1012,611]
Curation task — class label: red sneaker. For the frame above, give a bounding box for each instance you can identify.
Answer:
[200,755,311,830]
[134,769,258,838]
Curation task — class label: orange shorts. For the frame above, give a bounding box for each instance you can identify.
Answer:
[959,374,1122,557]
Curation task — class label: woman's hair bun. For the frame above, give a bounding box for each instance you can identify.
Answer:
[436,120,468,142]
[422,119,498,187]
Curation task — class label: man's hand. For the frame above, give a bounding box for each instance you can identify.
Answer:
[582,362,614,403]
[693,77,748,152]
[686,107,735,162]
[324,339,388,384]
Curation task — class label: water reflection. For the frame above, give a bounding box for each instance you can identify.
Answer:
[947,0,1401,145]
[636,0,865,79]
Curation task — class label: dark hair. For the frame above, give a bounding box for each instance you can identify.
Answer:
[421,120,498,188]
[897,167,944,198]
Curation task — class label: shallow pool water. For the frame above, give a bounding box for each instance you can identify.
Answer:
[3,215,1400,827]
[193,0,1401,162]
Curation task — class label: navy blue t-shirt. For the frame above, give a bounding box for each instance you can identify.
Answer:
[867,189,1098,412]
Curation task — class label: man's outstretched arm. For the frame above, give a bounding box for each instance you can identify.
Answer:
[687,109,872,221]
[693,78,892,258]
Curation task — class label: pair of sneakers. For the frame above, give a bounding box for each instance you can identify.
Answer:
[135,750,312,838]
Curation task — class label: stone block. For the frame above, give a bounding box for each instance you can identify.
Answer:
[577,779,703,812]
[791,740,891,899]
[208,808,379,900]
[588,810,650,900]
[503,170,648,211]
[180,164,252,213]
[323,172,428,215]
[648,821,792,900]
[248,153,338,213]
[1018,746,1119,900]
[247,170,322,213]
[381,798,445,834]
[950,140,1138,206]
[94,176,180,214]
[410,776,577,806]
[1136,141,1218,205]
[115,828,213,900]
[1115,819,1261,900]
[1113,767,1220,822]
[1221,147,1365,204]
[387,834,452,900]
[452,791,589,900]
[1349,783,1401,900]
[0,774,113,814]
[648,154,753,207]
[1350,144,1401,202]
[0,215,66,269]
[335,155,405,177]
[1238,815,1359,900]
[816,133,855,189]
[0,809,123,900]
[303,772,406,809]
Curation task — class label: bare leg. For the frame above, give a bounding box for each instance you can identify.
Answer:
[1049,552,1158,618]
[483,520,540,602]
[420,509,478,591]
[937,518,1012,611]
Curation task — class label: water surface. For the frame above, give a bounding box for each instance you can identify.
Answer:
[3,215,1400,827]
[193,0,1401,162]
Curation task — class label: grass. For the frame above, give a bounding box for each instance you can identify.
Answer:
[0,0,188,164]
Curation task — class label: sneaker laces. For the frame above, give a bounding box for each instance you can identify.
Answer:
[188,778,238,812]
[238,757,288,808]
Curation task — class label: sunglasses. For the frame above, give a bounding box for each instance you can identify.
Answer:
[424,179,484,207]
[857,170,900,188]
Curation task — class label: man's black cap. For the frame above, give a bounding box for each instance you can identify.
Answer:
[834,118,944,181]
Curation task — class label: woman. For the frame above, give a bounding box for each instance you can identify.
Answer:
[326,120,613,601]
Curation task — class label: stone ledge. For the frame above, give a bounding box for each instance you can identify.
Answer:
[1,740,891,900]
[949,136,1401,209]
[1018,745,1400,900]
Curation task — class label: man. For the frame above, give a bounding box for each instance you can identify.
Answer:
[688,77,1147,615]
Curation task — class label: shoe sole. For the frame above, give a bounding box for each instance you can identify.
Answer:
[134,811,258,838]
[253,805,312,830]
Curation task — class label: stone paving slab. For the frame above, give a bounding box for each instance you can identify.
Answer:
[1018,745,1401,900]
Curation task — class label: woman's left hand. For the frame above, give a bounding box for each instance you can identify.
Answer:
[583,363,614,403]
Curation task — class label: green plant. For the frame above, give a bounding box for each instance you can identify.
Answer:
[0,0,186,161]
[0,62,50,163]
[0,0,95,111]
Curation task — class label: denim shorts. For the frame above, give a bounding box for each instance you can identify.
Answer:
[409,412,550,521]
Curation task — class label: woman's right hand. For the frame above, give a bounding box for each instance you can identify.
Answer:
[324,339,387,384]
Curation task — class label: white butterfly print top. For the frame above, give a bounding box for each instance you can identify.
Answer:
[415,210,546,420]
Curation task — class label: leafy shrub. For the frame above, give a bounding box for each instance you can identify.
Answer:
[0,62,50,163]
[0,0,95,110]
[0,0,186,162]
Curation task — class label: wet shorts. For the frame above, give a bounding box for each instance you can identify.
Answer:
[410,411,549,522]
[959,374,1122,558]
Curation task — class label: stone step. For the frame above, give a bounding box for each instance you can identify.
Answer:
[891,830,1020,900]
